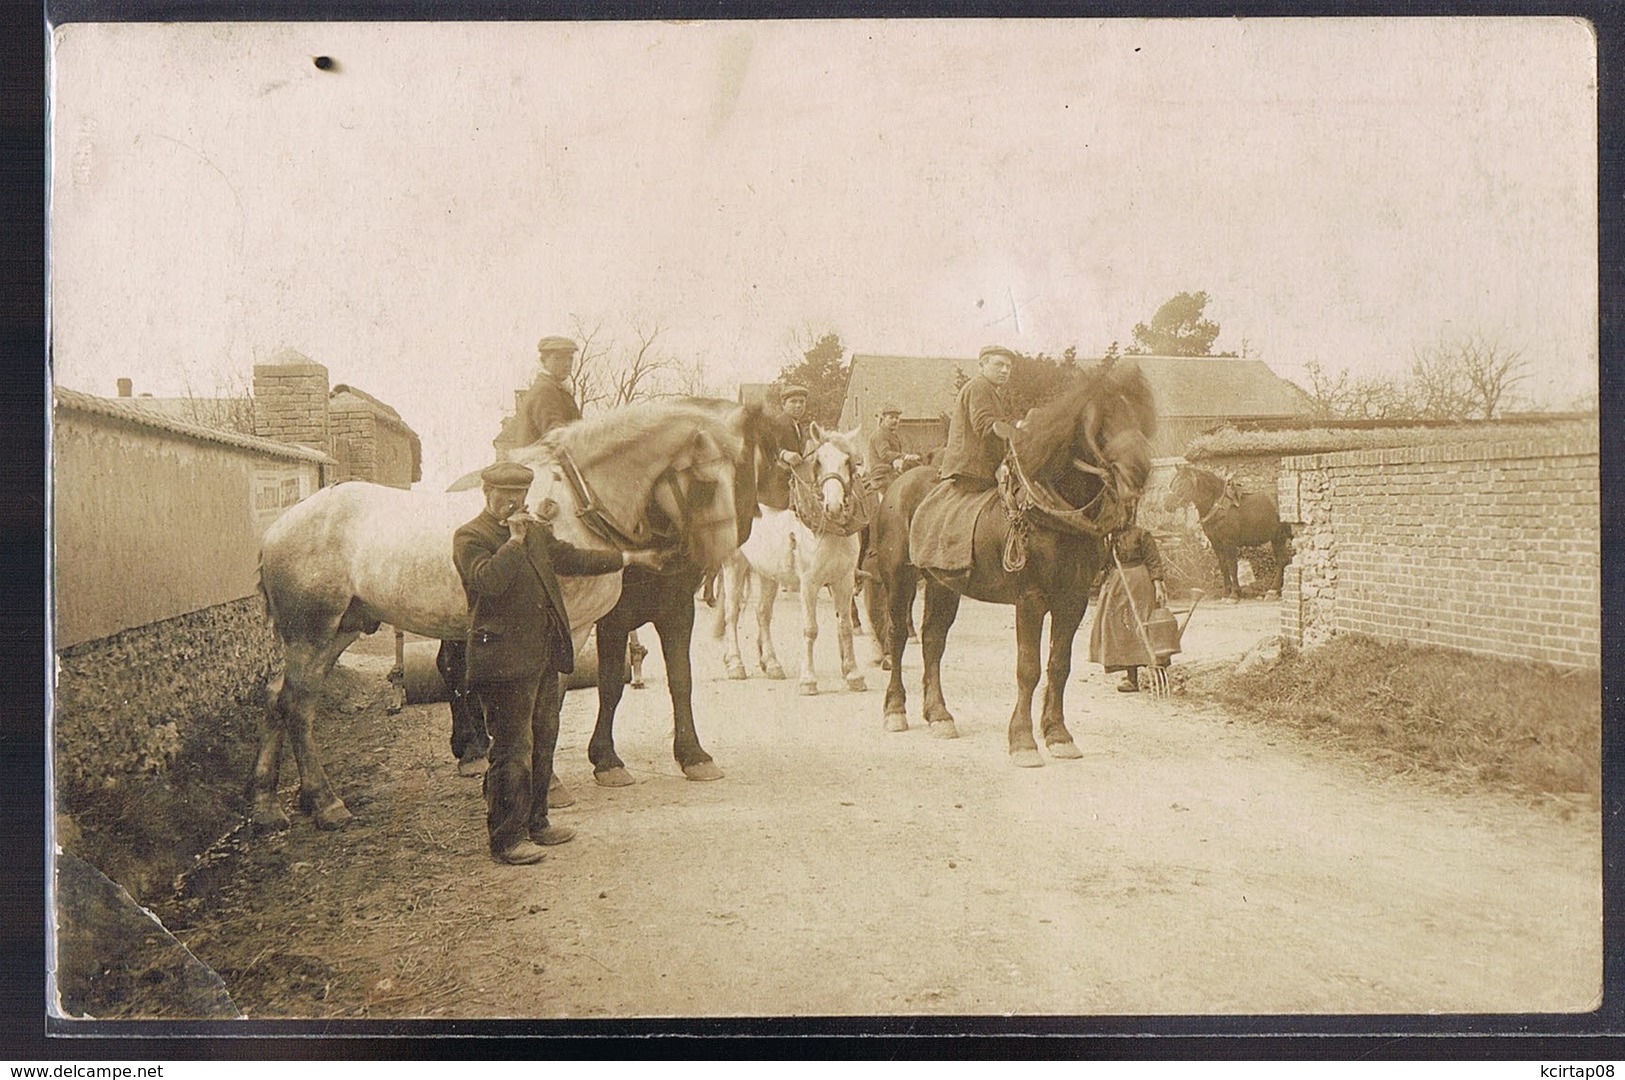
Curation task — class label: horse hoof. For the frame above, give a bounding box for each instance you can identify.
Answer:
[594,767,635,788]
[1010,748,1044,769]
[458,755,489,778]
[725,665,747,681]
[845,677,868,692]
[631,680,646,690]
[884,713,908,733]
[313,801,352,830]
[765,664,788,680]
[879,657,893,671]
[251,805,290,833]
[799,681,819,696]
[928,720,960,740]
[1264,590,1281,601]
[1047,741,1084,760]
[683,761,724,782]
[547,782,576,809]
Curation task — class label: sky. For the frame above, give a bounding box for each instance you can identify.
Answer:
[48,17,1598,487]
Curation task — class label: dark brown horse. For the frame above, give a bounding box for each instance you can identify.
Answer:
[1163,463,1291,600]
[869,364,1157,767]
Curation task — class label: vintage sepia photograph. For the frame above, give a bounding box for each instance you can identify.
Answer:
[45,16,1600,1025]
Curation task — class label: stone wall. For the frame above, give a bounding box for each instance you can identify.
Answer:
[1278,434,1599,668]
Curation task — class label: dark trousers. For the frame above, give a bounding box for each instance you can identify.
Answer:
[470,671,563,855]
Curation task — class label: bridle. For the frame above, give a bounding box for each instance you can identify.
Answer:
[553,436,738,558]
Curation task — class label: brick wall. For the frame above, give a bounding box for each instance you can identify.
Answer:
[1278,434,1599,668]
[252,361,330,452]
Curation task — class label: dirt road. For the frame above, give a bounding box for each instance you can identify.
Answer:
[174,595,1600,1019]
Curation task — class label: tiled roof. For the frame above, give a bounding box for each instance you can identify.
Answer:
[838,353,1312,434]
[53,386,332,463]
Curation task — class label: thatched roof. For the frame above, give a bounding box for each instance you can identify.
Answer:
[1184,413,1597,460]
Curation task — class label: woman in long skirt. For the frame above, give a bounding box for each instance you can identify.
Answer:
[1088,516,1168,693]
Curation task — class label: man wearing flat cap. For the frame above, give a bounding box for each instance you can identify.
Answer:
[865,403,920,496]
[758,383,817,511]
[938,345,1021,491]
[453,461,663,866]
[513,335,583,448]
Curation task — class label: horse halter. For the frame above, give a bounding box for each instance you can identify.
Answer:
[553,433,737,559]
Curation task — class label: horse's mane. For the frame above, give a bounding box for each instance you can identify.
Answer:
[1016,363,1157,480]
[533,397,746,467]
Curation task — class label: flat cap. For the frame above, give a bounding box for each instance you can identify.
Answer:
[480,461,535,489]
[536,335,578,355]
[779,384,810,401]
[878,402,902,416]
[978,344,1019,363]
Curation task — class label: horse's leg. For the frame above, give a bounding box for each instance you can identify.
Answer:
[719,556,748,680]
[1219,544,1241,601]
[881,563,917,731]
[797,568,821,696]
[1007,596,1046,767]
[386,629,407,714]
[656,590,722,781]
[1039,601,1088,760]
[1267,532,1290,599]
[627,628,647,689]
[756,569,788,680]
[919,580,961,739]
[438,638,489,777]
[250,668,292,831]
[283,635,360,830]
[832,565,867,693]
[590,615,635,787]
[864,570,891,667]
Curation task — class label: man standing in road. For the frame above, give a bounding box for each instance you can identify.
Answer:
[453,461,662,866]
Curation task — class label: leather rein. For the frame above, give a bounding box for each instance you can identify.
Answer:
[553,441,734,553]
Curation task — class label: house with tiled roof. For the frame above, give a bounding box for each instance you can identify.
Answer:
[836,353,1314,459]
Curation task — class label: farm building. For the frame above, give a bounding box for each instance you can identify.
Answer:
[105,349,423,489]
[836,353,1314,459]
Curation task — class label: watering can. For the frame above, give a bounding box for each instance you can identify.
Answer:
[1143,589,1203,663]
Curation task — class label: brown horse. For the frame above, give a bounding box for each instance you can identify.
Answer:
[1163,463,1291,600]
[869,364,1157,767]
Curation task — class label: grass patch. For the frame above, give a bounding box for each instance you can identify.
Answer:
[1181,634,1600,806]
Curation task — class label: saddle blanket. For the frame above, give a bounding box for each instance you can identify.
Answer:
[908,480,1001,574]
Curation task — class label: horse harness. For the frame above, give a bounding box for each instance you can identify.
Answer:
[996,440,1132,572]
[787,452,875,538]
[552,440,735,556]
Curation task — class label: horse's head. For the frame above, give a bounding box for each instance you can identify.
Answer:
[541,398,761,573]
[806,422,864,514]
[1014,362,1157,529]
[1164,464,1195,512]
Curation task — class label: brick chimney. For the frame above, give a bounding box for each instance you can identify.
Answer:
[251,349,331,453]
[116,378,132,397]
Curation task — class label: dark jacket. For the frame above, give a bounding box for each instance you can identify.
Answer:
[937,374,1015,484]
[513,374,582,447]
[452,509,624,682]
[866,426,906,489]
[1107,526,1165,580]
[757,411,816,510]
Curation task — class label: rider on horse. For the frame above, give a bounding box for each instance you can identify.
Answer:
[939,346,1021,493]
[865,403,921,496]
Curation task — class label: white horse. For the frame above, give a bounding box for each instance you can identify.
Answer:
[717,427,870,696]
[253,399,756,831]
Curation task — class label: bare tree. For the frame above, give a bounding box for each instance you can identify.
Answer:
[607,321,679,407]
[179,369,256,434]
[1410,334,1527,420]
[565,314,614,413]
